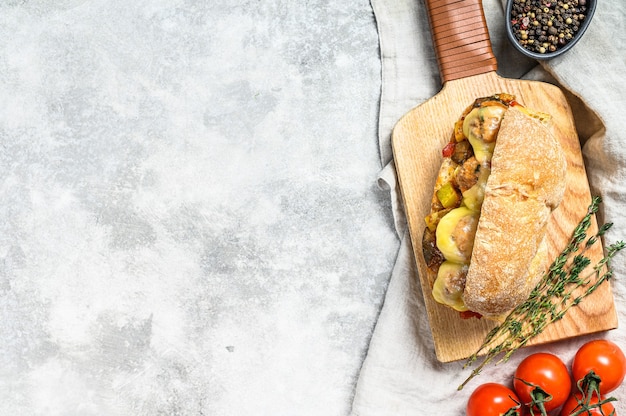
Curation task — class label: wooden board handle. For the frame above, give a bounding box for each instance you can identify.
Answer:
[425,0,498,83]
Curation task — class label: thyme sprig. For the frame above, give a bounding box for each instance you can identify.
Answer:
[459,196,625,390]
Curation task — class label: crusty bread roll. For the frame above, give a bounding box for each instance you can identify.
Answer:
[463,106,567,318]
[422,96,567,320]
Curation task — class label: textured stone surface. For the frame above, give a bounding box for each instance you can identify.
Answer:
[0,1,397,414]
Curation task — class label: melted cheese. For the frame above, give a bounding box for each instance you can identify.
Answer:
[432,261,469,312]
[462,106,505,164]
[462,165,491,212]
[435,206,478,264]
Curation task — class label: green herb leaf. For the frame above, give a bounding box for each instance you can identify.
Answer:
[458,197,625,390]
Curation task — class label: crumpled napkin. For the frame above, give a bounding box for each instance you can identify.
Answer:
[351,0,626,414]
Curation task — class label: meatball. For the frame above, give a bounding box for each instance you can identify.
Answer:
[455,156,481,193]
[452,213,478,260]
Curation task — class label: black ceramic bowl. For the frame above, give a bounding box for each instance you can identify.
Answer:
[505,0,596,60]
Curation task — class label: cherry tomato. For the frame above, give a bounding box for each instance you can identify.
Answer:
[572,339,626,394]
[467,383,521,416]
[513,353,571,414]
[559,392,617,416]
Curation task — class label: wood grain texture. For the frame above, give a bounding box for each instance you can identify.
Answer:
[392,71,617,363]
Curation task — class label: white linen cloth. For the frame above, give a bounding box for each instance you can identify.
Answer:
[351,0,626,414]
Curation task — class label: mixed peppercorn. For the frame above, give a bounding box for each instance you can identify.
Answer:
[509,0,589,55]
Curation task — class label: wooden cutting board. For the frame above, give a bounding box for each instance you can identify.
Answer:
[392,0,617,363]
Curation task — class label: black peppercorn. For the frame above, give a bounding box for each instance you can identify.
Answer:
[509,0,590,54]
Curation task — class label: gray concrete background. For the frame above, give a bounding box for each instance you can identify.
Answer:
[0,1,398,414]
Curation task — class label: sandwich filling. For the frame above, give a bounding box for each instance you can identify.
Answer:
[422,94,549,314]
